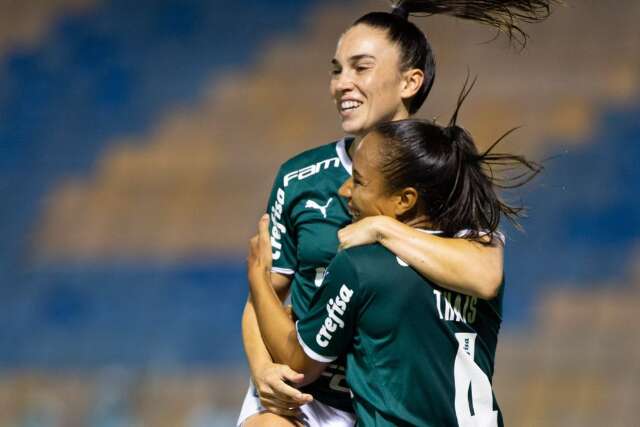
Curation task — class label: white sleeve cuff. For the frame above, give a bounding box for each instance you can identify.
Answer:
[295,321,337,363]
[272,267,295,275]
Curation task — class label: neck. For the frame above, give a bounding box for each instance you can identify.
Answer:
[402,214,433,230]
[347,110,411,159]
[348,135,360,159]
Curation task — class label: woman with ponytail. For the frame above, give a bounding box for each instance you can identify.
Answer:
[239,1,553,426]
[247,81,540,426]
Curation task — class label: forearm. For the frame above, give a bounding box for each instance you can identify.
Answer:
[249,271,308,372]
[241,299,274,381]
[375,217,503,299]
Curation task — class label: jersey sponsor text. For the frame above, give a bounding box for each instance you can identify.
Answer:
[316,284,354,348]
[283,157,341,187]
[269,188,287,260]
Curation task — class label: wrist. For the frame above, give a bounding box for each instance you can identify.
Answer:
[254,358,273,374]
[249,266,271,287]
[372,216,391,243]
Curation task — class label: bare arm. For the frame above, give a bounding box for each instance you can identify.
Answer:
[247,216,327,385]
[339,216,504,299]
[242,272,313,411]
[242,272,291,379]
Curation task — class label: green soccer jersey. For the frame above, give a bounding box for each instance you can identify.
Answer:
[296,240,504,427]
[266,138,355,412]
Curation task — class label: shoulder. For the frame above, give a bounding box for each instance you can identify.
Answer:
[341,243,390,264]
[330,243,393,282]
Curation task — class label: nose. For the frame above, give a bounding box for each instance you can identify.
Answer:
[339,177,353,198]
[333,71,354,94]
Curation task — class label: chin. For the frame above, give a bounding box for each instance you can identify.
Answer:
[341,120,366,136]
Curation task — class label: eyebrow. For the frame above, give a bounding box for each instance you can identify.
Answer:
[353,167,363,180]
[331,54,377,66]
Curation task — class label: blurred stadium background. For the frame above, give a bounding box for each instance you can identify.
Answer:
[0,0,639,425]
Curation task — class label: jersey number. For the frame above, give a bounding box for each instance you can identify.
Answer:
[453,333,498,427]
[320,363,350,393]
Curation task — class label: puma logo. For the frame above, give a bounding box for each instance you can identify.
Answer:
[305,198,333,219]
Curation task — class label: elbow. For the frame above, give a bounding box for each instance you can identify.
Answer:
[270,340,306,372]
[288,352,322,386]
[474,273,503,300]
[472,249,504,300]
[288,352,309,375]
[298,363,324,387]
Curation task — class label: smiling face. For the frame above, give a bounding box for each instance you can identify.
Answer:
[330,24,413,136]
[339,132,413,221]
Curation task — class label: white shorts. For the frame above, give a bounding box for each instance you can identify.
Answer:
[237,381,356,427]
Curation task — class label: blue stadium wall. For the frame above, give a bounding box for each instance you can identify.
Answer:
[0,0,639,371]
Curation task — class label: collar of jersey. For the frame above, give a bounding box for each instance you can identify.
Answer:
[416,228,443,235]
[419,228,505,245]
[336,137,355,175]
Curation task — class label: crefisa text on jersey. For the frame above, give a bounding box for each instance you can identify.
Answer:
[316,284,354,348]
[270,188,286,261]
[433,289,478,324]
[283,157,341,187]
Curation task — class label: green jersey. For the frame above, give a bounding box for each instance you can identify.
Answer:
[296,240,504,426]
[266,138,355,412]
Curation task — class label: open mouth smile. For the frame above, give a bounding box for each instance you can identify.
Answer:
[339,100,363,115]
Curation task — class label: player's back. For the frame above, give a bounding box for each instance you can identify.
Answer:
[343,242,504,427]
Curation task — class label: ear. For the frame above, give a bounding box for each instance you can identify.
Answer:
[394,187,419,217]
[400,68,424,101]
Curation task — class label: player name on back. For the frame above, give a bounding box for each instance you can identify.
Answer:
[433,289,478,324]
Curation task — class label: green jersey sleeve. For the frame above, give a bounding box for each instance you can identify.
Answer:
[296,251,360,362]
[266,166,298,274]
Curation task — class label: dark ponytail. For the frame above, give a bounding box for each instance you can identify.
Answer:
[353,0,555,114]
[373,77,542,241]
[393,0,553,45]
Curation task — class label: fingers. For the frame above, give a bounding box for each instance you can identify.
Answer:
[271,379,313,405]
[259,216,271,251]
[257,382,309,416]
[259,398,302,418]
[256,214,273,268]
[259,213,270,241]
[281,365,304,384]
[337,218,379,249]
[258,387,306,408]
[337,228,351,249]
[250,213,269,256]
[256,364,313,405]
[248,235,259,254]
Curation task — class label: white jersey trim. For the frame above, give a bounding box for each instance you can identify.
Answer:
[272,266,295,275]
[417,228,506,246]
[336,138,352,176]
[296,321,338,363]
[454,229,506,245]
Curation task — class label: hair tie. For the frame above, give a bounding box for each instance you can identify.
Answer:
[391,4,409,20]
